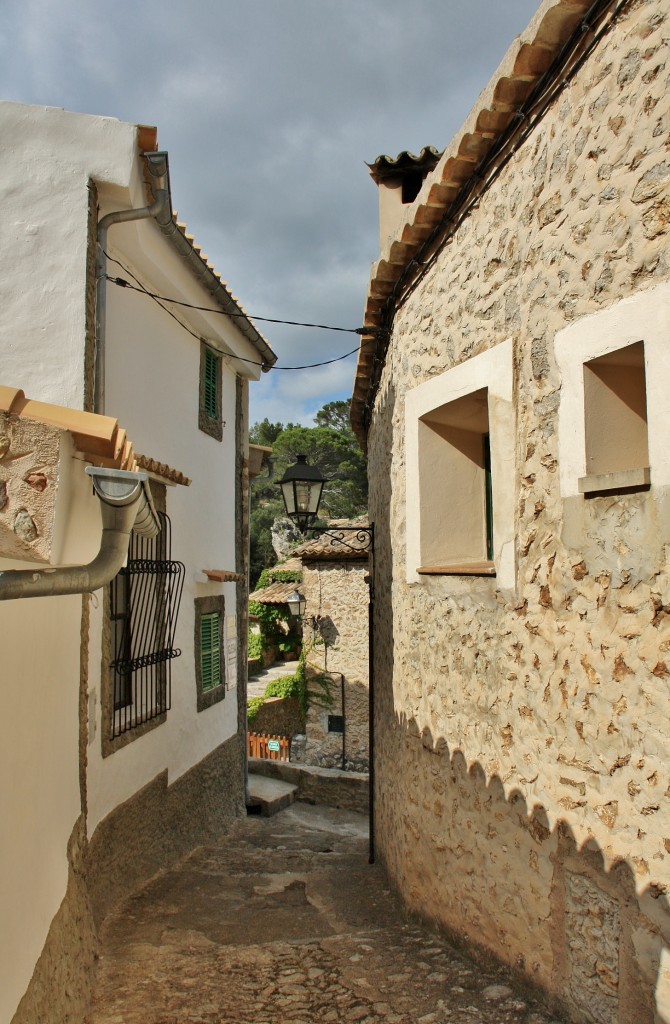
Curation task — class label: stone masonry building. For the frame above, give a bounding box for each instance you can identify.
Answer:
[352,1,670,1021]
[295,525,370,771]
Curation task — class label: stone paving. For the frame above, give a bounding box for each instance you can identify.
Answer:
[88,803,564,1024]
[247,659,301,699]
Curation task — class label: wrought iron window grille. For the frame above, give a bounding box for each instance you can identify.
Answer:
[109,510,185,739]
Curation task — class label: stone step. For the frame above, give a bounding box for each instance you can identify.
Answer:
[247,772,297,817]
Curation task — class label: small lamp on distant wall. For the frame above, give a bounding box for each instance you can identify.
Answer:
[286,589,306,618]
[278,454,327,532]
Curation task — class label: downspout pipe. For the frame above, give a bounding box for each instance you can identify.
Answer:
[95,151,171,414]
[0,468,158,601]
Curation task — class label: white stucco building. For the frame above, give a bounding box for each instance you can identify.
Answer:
[0,101,275,1024]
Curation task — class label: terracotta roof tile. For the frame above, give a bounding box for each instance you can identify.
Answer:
[276,557,303,574]
[250,580,301,604]
[367,147,442,183]
[135,454,191,487]
[292,519,371,561]
[0,386,137,470]
[201,569,244,583]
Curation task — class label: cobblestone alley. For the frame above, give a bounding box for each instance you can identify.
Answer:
[88,802,565,1024]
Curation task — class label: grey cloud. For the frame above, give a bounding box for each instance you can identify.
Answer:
[0,0,541,424]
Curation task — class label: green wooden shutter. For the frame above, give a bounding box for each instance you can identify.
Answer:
[200,611,222,691]
[483,432,494,561]
[203,348,218,420]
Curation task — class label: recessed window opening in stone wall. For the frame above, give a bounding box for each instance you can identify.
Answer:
[583,341,648,479]
[556,285,670,502]
[404,338,515,588]
[418,388,491,570]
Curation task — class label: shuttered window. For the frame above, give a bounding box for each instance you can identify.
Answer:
[195,596,227,710]
[203,347,218,420]
[200,611,222,691]
[199,341,223,440]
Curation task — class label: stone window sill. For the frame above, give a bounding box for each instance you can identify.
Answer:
[578,467,651,497]
[417,562,496,577]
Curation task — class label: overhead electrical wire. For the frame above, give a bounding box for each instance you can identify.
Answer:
[105,271,366,334]
[101,251,375,372]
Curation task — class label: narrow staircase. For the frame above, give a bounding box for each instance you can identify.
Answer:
[246,772,297,816]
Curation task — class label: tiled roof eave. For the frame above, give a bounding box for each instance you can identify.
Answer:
[135,454,191,487]
[157,213,277,371]
[0,386,137,470]
[351,0,596,447]
[250,580,301,604]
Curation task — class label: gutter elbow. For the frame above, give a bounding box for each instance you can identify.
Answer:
[0,468,158,601]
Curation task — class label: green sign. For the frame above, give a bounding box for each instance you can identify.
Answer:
[267,739,281,753]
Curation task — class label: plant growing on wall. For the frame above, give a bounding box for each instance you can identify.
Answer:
[247,631,263,661]
[247,696,265,725]
[245,647,333,726]
[249,567,302,654]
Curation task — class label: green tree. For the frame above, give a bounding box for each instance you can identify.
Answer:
[249,418,299,447]
[314,400,352,434]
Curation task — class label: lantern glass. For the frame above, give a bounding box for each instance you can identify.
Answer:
[286,589,306,618]
[278,455,327,530]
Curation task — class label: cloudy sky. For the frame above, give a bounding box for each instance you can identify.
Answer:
[0,0,540,428]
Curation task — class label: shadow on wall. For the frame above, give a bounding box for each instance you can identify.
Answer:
[314,613,339,653]
[377,713,670,1024]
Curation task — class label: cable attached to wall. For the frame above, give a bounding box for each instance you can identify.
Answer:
[102,252,377,373]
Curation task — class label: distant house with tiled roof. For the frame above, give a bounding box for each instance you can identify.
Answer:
[250,522,370,770]
[290,520,370,770]
[0,101,275,1024]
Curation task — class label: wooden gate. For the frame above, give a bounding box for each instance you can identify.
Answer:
[248,732,291,761]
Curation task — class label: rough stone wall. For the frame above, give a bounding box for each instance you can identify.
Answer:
[251,695,305,738]
[87,733,245,927]
[302,560,370,769]
[0,413,62,562]
[249,757,369,814]
[367,3,670,1021]
[293,668,348,769]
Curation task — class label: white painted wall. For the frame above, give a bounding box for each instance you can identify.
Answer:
[0,593,82,1024]
[0,102,263,1018]
[87,242,246,830]
[0,102,139,411]
[0,103,136,1022]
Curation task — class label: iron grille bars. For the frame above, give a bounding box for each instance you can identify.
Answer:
[110,511,185,738]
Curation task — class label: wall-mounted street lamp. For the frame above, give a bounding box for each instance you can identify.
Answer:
[286,589,307,618]
[278,454,328,532]
[278,454,376,863]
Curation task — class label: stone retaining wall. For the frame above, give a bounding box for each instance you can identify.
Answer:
[249,757,369,814]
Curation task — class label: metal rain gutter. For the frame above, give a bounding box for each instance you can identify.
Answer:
[0,468,158,601]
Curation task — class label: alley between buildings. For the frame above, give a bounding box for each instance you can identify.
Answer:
[88,802,564,1024]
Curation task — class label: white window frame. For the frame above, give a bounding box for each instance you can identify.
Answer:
[555,283,670,499]
[405,338,515,588]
